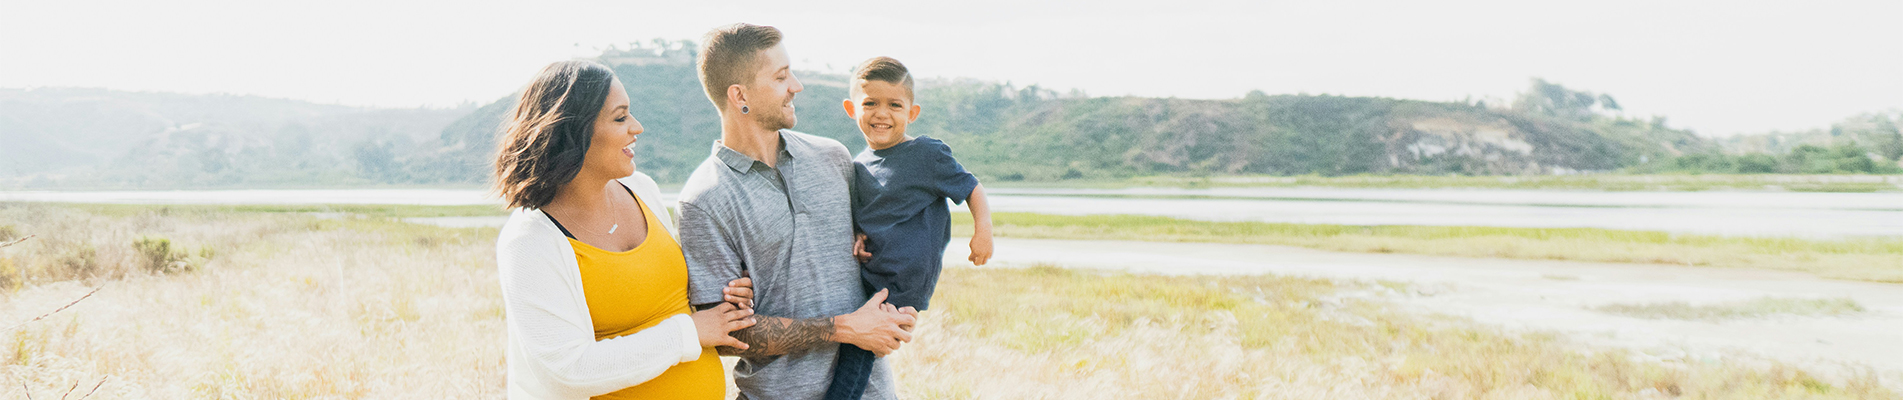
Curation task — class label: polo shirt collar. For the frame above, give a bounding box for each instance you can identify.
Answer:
[712,130,797,172]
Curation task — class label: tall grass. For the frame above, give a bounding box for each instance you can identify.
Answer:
[0,203,505,398]
[956,212,1903,283]
[894,267,1897,399]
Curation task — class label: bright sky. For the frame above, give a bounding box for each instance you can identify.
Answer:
[5,0,1900,136]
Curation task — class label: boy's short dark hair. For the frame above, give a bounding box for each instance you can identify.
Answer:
[697,23,783,110]
[852,56,914,98]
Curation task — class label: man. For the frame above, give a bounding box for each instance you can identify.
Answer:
[678,23,914,400]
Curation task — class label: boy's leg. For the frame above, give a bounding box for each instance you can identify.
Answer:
[824,344,877,400]
[825,277,887,400]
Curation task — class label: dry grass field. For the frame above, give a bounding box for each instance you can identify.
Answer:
[0,203,1895,399]
[1,203,506,398]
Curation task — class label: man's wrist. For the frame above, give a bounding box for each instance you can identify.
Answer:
[826,314,843,343]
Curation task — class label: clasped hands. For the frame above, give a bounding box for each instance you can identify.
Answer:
[832,288,917,356]
[691,276,760,349]
[692,275,917,356]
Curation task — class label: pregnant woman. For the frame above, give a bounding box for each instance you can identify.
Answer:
[492,60,756,399]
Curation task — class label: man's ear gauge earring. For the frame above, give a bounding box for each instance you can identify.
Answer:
[741,106,750,114]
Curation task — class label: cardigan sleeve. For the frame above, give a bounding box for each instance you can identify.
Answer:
[497,213,703,398]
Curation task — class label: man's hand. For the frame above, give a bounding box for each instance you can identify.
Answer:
[831,289,915,356]
[723,276,753,309]
[853,233,872,264]
[881,303,919,333]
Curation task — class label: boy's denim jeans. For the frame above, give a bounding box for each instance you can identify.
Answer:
[824,344,877,400]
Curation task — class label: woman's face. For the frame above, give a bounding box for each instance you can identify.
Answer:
[585,78,642,179]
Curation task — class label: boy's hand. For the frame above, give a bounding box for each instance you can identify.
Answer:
[966,184,994,266]
[853,233,872,263]
[968,232,993,266]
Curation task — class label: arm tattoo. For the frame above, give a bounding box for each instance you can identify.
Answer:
[717,315,835,357]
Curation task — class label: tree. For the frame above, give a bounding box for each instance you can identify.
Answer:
[1875,117,1903,161]
[1736,153,1779,173]
[353,140,399,182]
[1513,78,1612,122]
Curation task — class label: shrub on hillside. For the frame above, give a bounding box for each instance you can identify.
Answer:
[53,241,99,279]
[1644,143,1900,174]
[1735,154,1779,173]
[133,236,208,274]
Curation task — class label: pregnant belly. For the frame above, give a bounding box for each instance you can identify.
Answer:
[594,347,725,399]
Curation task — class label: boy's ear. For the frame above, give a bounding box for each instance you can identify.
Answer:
[907,103,921,123]
[841,99,858,119]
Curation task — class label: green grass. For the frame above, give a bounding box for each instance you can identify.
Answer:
[954,212,1903,283]
[988,173,1903,192]
[1594,297,1867,321]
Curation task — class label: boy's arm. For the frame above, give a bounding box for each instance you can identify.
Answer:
[923,139,989,266]
[851,162,874,263]
[967,183,993,266]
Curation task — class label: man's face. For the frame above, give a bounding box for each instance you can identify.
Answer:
[745,45,803,131]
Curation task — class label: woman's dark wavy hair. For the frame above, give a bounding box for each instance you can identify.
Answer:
[492,60,618,210]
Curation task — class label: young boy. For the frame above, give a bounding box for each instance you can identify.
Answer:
[826,56,993,400]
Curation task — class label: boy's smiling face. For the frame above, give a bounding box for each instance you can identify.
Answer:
[843,79,920,150]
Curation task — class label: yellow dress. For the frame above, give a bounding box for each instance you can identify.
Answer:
[570,195,725,400]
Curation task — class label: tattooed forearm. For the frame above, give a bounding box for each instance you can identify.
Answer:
[717,315,835,357]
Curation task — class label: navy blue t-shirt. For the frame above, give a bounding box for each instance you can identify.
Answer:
[851,136,978,310]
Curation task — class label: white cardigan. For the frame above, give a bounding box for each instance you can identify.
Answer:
[496,172,702,400]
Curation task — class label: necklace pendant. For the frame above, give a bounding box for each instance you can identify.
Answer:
[608,224,618,234]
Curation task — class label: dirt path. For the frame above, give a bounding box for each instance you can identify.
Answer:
[948,238,1903,380]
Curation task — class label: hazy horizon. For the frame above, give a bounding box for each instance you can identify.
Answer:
[5,0,1900,137]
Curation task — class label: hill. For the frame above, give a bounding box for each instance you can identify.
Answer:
[430,44,1723,184]
[6,41,1897,189]
[0,88,471,188]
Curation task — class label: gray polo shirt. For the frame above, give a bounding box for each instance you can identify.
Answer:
[679,130,896,400]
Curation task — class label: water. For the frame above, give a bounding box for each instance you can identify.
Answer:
[4,187,1900,238]
[982,188,1903,238]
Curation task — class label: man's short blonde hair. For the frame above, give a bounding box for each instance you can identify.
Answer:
[696,23,783,110]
